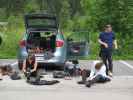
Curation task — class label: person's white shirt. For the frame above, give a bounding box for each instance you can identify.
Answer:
[88,60,109,80]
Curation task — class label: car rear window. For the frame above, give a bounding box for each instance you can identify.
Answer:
[27,18,56,28]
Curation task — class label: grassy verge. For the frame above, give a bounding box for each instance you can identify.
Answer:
[80,55,133,60]
[0,24,132,60]
[0,19,24,59]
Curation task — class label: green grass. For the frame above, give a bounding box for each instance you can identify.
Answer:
[0,33,132,60]
[0,33,22,58]
[0,24,132,60]
[0,24,24,58]
[80,55,133,60]
[66,31,133,60]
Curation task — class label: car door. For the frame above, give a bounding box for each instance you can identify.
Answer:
[66,31,89,59]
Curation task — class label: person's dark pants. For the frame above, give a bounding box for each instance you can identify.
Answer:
[91,75,110,83]
[100,48,113,74]
[30,71,38,77]
[25,68,39,81]
[87,75,111,86]
[81,69,91,82]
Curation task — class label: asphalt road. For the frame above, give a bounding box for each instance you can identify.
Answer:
[0,60,133,100]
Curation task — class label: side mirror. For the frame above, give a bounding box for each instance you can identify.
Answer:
[67,38,73,42]
[0,36,2,45]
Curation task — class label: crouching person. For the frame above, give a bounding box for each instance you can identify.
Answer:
[78,61,111,87]
[0,65,12,80]
[22,54,39,82]
[86,61,111,87]
[64,60,80,77]
[22,54,60,85]
[0,65,21,80]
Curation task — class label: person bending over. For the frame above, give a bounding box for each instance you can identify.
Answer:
[0,65,12,80]
[78,61,111,88]
[22,54,38,81]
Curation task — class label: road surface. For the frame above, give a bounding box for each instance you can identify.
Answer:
[0,60,133,100]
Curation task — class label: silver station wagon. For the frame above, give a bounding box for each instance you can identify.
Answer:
[18,13,89,69]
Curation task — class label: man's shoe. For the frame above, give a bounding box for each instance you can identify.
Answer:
[77,81,85,84]
[85,81,91,88]
[108,71,113,77]
[0,75,3,81]
[106,78,111,82]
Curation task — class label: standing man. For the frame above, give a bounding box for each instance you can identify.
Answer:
[98,24,118,76]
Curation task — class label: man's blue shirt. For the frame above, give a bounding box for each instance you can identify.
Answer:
[99,32,115,49]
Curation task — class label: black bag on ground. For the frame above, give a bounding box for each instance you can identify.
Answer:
[53,71,65,78]
[25,70,60,85]
[28,80,60,85]
[10,72,21,80]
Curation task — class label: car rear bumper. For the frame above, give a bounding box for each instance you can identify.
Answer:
[18,47,66,66]
[18,56,66,66]
[35,56,65,64]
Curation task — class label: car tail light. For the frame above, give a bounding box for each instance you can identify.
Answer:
[56,40,64,47]
[19,40,26,47]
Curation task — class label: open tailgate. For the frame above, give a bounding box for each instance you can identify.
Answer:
[25,14,58,31]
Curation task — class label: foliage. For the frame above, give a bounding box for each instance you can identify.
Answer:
[0,0,132,59]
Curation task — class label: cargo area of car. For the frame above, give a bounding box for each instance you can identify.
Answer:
[26,31,56,54]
